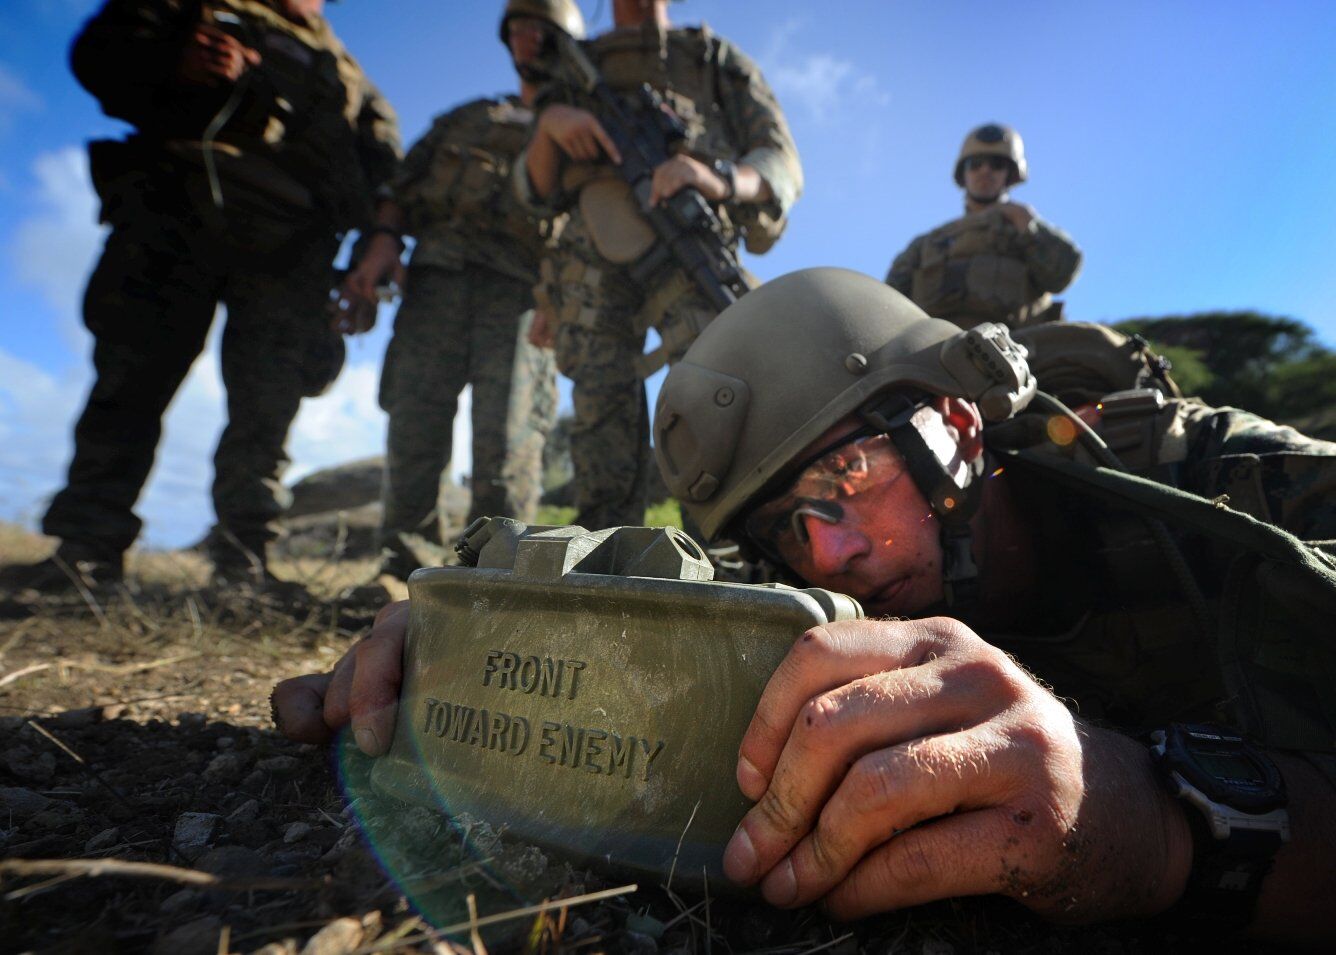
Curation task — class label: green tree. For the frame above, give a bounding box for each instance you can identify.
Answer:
[1112,311,1335,420]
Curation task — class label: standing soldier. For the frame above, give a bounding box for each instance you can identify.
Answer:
[339,0,581,587]
[519,0,803,532]
[0,0,400,596]
[886,123,1081,330]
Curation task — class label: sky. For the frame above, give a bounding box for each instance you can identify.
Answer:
[1,0,1334,549]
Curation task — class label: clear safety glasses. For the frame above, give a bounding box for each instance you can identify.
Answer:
[742,431,910,565]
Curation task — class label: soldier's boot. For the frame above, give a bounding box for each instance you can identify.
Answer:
[338,548,418,608]
[0,540,124,596]
[206,531,313,607]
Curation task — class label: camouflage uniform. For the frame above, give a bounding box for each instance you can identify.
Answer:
[520,20,802,531]
[886,207,1082,330]
[984,392,1336,766]
[41,0,399,574]
[378,96,558,574]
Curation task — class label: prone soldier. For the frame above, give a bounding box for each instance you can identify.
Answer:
[887,123,1082,330]
[338,0,580,586]
[0,0,400,595]
[277,269,1336,943]
[517,0,803,531]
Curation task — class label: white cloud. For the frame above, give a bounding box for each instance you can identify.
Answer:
[762,20,890,124]
[0,63,42,132]
[9,146,105,350]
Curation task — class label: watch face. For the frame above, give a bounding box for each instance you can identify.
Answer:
[1195,750,1268,786]
[1164,723,1286,812]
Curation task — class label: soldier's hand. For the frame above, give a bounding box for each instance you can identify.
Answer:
[271,601,408,757]
[529,307,556,349]
[179,25,260,86]
[650,154,729,206]
[999,202,1035,231]
[538,105,622,164]
[724,617,1193,922]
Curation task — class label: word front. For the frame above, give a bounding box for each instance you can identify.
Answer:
[482,650,587,700]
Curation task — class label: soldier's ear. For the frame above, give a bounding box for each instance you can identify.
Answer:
[933,396,984,463]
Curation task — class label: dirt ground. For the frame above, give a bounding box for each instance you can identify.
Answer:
[0,525,1279,954]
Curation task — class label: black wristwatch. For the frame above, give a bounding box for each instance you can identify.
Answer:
[1150,723,1289,928]
[710,158,737,203]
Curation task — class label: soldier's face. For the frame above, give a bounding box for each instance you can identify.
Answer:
[507,17,547,68]
[278,0,323,21]
[759,418,948,617]
[963,155,1009,203]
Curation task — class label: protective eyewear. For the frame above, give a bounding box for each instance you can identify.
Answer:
[965,154,1011,173]
[743,431,910,564]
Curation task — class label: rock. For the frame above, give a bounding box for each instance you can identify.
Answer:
[177,712,208,730]
[299,917,364,955]
[624,931,658,955]
[84,827,122,853]
[150,915,222,955]
[256,755,300,776]
[922,941,956,955]
[240,769,267,791]
[228,798,261,823]
[286,457,385,518]
[159,888,202,916]
[28,803,83,832]
[172,812,221,860]
[250,942,298,955]
[284,821,312,844]
[197,845,266,878]
[0,786,52,820]
[216,736,237,750]
[47,706,103,729]
[100,703,128,721]
[203,751,250,784]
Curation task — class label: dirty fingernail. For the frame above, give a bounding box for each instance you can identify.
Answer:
[723,825,756,884]
[737,756,766,799]
[354,727,381,756]
[763,858,797,907]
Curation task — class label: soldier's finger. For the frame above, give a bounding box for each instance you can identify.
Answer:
[270,673,334,744]
[763,728,1017,908]
[725,660,1003,887]
[821,810,1009,920]
[348,602,410,756]
[321,642,359,730]
[737,618,953,800]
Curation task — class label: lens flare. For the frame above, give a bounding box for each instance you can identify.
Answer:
[1045,415,1078,447]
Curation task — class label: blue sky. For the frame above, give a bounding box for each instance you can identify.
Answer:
[1,0,1334,549]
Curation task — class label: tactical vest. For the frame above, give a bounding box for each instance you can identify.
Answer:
[910,209,1055,329]
[396,97,545,272]
[557,24,742,264]
[181,1,377,231]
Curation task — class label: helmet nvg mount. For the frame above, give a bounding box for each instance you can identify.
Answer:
[954,123,1028,187]
[499,0,586,44]
[653,268,1036,603]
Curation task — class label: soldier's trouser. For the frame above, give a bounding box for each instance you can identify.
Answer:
[555,288,714,532]
[378,265,549,565]
[42,212,339,559]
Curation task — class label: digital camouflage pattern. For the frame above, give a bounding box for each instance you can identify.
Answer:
[378,268,555,577]
[391,96,549,284]
[377,95,559,576]
[523,20,802,530]
[44,0,400,572]
[991,399,1336,774]
[886,206,1082,329]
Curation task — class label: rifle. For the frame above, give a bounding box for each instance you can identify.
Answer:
[547,31,752,314]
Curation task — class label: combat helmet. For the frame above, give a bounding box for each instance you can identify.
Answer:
[499,0,586,43]
[954,123,1027,186]
[653,268,1036,602]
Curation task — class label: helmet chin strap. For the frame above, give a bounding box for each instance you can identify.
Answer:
[860,395,985,608]
[966,190,1004,206]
